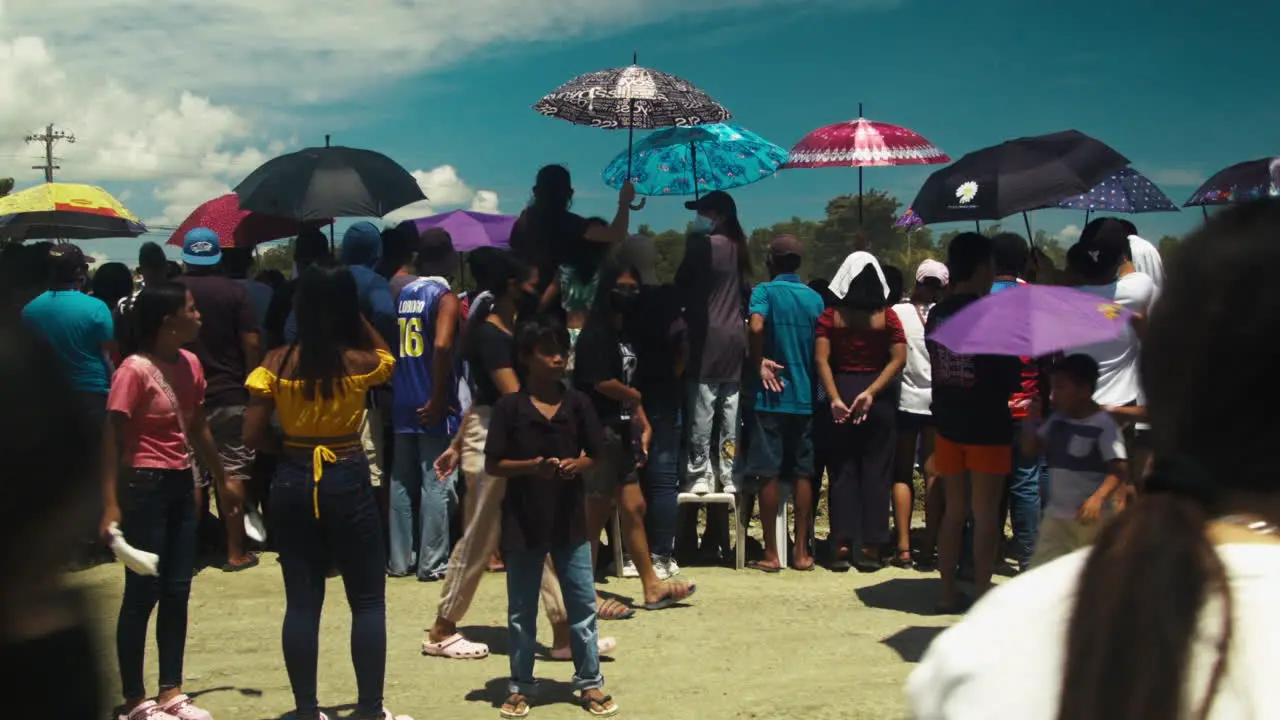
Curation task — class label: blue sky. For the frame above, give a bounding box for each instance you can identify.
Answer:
[4,0,1277,264]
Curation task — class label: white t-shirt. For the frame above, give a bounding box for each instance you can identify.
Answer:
[1072,272,1156,406]
[893,301,932,415]
[908,543,1280,719]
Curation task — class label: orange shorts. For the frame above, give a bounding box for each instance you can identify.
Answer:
[934,434,1012,476]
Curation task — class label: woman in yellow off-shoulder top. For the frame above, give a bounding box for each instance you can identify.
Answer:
[241,262,411,720]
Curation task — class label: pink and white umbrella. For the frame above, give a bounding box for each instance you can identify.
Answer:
[785,104,949,224]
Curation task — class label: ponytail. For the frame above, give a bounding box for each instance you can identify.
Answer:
[1058,464,1233,720]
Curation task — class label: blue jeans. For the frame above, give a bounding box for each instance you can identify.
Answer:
[272,454,387,718]
[388,433,458,579]
[1008,421,1047,568]
[642,404,682,557]
[686,381,740,487]
[116,468,198,700]
[505,541,603,696]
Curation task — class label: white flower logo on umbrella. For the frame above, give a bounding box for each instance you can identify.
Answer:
[956,181,979,205]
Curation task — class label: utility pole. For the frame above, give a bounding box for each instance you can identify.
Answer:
[25,123,75,183]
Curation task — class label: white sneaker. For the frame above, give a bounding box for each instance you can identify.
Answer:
[653,555,680,579]
[689,480,710,495]
[244,508,267,543]
[621,558,640,578]
[720,479,738,494]
[118,700,179,720]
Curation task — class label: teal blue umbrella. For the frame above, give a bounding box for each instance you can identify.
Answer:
[602,122,787,198]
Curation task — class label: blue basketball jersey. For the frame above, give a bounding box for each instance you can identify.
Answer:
[392,278,460,436]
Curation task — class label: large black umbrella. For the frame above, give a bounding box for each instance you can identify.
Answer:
[910,130,1130,227]
[233,137,425,222]
[1182,157,1279,217]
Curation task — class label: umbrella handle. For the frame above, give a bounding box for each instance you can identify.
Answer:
[630,198,646,211]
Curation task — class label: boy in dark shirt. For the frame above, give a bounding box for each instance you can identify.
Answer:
[484,315,617,718]
[925,232,1023,613]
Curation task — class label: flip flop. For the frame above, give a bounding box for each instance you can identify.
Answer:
[642,582,697,611]
[792,559,817,571]
[499,694,531,719]
[578,692,619,718]
[220,553,260,573]
[933,595,973,616]
[421,633,490,659]
[746,560,782,574]
[596,597,635,621]
[549,636,616,661]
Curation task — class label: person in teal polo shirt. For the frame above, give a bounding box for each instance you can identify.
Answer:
[22,244,116,419]
[743,235,825,572]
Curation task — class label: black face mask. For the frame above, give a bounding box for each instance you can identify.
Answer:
[611,288,640,313]
[516,289,540,317]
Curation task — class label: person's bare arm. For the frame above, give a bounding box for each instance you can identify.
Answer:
[868,343,907,398]
[486,456,555,478]
[241,332,263,374]
[815,336,840,402]
[748,313,766,371]
[584,183,635,244]
[188,406,227,488]
[593,379,642,405]
[422,293,460,426]
[539,277,561,313]
[242,398,280,453]
[99,413,125,542]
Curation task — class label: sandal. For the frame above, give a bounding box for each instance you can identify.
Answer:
[549,636,616,661]
[596,596,635,621]
[889,549,913,568]
[220,553,260,573]
[422,633,490,659]
[500,693,531,719]
[578,690,619,717]
[746,559,782,574]
[641,580,696,611]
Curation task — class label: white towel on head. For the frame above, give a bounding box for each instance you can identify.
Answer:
[1128,235,1164,290]
[828,251,889,301]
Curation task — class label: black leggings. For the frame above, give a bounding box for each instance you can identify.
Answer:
[272,454,387,719]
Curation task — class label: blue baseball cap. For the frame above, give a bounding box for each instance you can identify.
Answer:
[182,227,222,266]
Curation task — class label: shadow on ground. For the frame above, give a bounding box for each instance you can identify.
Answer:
[881,626,948,663]
[854,577,942,616]
[466,676,582,713]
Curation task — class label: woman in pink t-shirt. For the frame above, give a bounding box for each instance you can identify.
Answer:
[100,282,225,720]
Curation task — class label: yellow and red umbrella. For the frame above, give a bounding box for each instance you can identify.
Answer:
[0,182,147,241]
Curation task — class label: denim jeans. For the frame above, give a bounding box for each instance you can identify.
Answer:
[271,454,387,718]
[388,433,458,579]
[642,403,681,557]
[1008,421,1048,568]
[686,381,740,487]
[116,468,198,700]
[505,541,603,696]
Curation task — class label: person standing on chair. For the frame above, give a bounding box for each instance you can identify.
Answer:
[743,236,825,573]
[388,229,462,580]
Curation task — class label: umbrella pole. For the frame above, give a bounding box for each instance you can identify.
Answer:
[691,142,699,200]
[1085,208,1091,225]
[1023,211,1036,252]
[974,220,980,233]
[857,101,864,226]
[1201,206,1209,221]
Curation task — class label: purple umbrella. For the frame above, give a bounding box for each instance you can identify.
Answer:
[894,207,923,229]
[406,210,516,252]
[929,284,1133,358]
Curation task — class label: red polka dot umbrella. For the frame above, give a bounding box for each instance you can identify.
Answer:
[166,193,332,249]
[785,104,949,224]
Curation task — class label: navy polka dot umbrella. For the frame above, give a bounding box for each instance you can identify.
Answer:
[1046,167,1179,223]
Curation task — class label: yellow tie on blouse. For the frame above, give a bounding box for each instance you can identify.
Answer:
[311,445,338,518]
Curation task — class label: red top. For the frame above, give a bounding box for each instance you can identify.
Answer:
[816,306,906,373]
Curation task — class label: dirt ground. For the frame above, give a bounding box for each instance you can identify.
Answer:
[75,543,962,720]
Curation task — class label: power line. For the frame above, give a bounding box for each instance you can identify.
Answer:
[24,124,76,182]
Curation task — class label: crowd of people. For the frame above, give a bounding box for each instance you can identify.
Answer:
[4,159,1215,720]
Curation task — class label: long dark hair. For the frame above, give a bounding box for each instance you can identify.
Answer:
[285,262,367,400]
[1057,200,1280,720]
[90,262,134,310]
[716,212,753,283]
[511,165,573,270]
[462,249,531,353]
[585,260,633,332]
[130,282,188,355]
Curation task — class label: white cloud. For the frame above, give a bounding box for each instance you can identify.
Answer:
[148,177,232,227]
[1057,224,1082,243]
[382,165,501,224]
[0,0,884,227]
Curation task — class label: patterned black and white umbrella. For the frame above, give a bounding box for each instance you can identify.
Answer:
[533,61,731,130]
[533,55,731,208]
